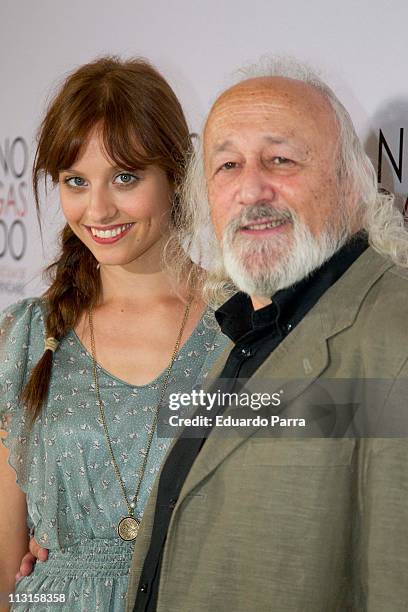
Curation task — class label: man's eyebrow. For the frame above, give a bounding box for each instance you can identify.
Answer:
[211,140,234,155]
[210,135,290,155]
[262,135,288,145]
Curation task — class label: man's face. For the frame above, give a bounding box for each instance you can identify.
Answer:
[204,77,353,298]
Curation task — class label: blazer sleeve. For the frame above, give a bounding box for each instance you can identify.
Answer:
[357,357,408,611]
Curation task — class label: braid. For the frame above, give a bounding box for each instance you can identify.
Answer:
[21,225,100,423]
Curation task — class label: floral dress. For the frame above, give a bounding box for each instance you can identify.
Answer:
[0,298,228,611]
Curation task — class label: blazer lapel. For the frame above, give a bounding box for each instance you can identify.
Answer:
[177,308,330,504]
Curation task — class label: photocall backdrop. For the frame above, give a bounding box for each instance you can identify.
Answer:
[1,0,407,309]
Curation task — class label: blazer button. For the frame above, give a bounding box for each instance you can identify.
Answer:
[169,497,178,509]
[139,583,149,593]
[240,347,251,358]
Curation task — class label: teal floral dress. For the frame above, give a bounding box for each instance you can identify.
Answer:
[0,298,228,611]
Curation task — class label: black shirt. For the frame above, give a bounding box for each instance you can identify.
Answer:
[133,233,368,612]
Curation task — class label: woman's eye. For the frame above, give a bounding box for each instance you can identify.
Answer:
[114,173,138,185]
[65,176,87,187]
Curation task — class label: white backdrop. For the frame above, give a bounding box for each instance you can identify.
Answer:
[1,0,407,309]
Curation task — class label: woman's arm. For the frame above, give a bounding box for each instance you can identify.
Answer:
[0,431,29,612]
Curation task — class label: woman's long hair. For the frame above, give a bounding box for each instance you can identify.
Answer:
[23,56,195,421]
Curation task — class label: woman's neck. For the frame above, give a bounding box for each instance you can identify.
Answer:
[98,264,186,307]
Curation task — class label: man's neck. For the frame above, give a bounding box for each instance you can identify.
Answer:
[251,295,272,311]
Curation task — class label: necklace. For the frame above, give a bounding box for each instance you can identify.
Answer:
[88,297,192,541]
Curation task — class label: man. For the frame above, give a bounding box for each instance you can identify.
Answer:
[125,59,408,611]
[25,58,408,610]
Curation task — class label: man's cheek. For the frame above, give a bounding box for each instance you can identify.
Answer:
[210,201,228,240]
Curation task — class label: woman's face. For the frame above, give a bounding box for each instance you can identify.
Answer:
[58,129,173,270]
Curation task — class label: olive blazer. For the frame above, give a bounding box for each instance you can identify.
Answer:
[127,247,408,612]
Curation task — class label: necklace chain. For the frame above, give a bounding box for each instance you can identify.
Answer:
[88,297,193,520]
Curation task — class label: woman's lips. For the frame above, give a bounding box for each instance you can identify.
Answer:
[85,222,135,244]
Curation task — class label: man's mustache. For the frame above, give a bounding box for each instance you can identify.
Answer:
[226,205,294,233]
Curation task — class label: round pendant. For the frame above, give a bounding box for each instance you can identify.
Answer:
[118,516,140,541]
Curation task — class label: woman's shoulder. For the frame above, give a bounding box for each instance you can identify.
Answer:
[1,297,46,339]
[0,298,47,490]
[0,297,46,394]
[195,306,230,353]
[1,296,45,319]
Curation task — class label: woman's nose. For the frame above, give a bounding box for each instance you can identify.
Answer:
[86,186,118,223]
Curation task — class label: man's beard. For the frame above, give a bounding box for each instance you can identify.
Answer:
[221,205,350,298]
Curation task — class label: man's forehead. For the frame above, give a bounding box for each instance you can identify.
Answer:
[211,76,330,112]
[204,76,335,144]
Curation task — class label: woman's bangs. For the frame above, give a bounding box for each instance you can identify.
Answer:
[100,109,160,172]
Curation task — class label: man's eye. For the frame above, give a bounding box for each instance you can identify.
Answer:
[114,173,139,185]
[271,157,291,165]
[219,161,238,172]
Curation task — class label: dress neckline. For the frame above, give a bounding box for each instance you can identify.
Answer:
[68,308,214,389]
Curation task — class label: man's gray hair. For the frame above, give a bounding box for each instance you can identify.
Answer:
[178,56,408,306]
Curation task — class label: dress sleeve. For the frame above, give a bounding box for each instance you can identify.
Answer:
[0,298,45,491]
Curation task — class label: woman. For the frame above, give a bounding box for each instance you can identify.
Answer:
[0,57,228,611]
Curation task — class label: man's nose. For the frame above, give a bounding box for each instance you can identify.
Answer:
[237,165,276,206]
[87,186,117,222]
